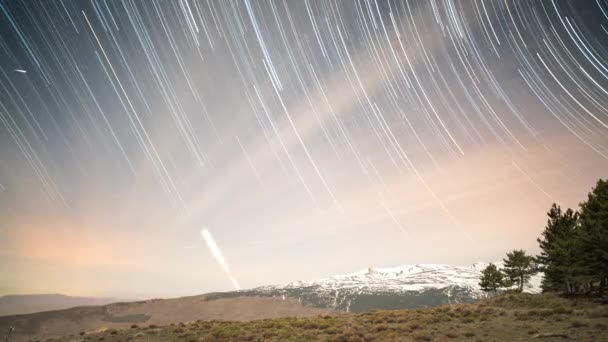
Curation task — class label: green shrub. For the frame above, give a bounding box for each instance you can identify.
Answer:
[210,324,241,338]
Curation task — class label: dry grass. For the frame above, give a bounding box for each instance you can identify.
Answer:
[46,293,608,342]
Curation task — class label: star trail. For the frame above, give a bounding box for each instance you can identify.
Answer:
[0,0,607,297]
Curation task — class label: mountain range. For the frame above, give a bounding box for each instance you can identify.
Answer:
[211,262,542,312]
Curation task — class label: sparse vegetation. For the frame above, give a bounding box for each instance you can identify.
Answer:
[45,292,608,342]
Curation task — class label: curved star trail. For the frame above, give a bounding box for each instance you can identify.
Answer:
[0,0,607,297]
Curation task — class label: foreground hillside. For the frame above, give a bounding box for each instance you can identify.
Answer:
[0,295,328,342]
[47,293,608,342]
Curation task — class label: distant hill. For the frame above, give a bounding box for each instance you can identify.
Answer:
[0,294,119,316]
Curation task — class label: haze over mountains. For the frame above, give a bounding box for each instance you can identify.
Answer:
[0,294,119,316]
[0,262,542,341]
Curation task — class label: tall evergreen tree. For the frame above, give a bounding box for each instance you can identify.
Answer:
[536,204,580,293]
[503,249,536,292]
[479,263,508,293]
[577,179,608,293]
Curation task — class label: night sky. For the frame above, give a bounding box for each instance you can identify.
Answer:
[1,0,607,298]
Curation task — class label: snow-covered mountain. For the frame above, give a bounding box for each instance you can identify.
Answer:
[209,262,542,312]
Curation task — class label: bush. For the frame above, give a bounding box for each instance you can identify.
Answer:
[374,323,390,332]
[413,333,432,341]
[594,323,607,330]
[570,320,588,328]
[552,306,573,315]
[587,306,608,318]
[445,331,458,338]
[325,327,341,335]
[210,324,241,338]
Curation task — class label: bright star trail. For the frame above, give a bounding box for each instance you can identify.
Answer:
[0,0,607,298]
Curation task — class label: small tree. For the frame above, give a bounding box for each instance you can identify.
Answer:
[479,263,508,293]
[536,204,581,293]
[503,249,536,292]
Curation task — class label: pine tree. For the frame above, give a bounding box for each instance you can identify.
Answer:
[503,249,536,292]
[536,204,580,293]
[577,179,608,293]
[479,263,507,293]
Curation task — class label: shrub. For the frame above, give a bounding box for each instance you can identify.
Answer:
[527,309,539,316]
[570,320,588,328]
[325,327,341,335]
[413,333,432,341]
[552,306,573,315]
[594,323,607,330]
[445,331,458,338]
[587,306,608,318]
[464,331,475,337]
[373,324,389,332]
[210,324,241,338]
[461,317,475,324]
[303,321,320,329]
[481,307,496,315]
[461,309,474,317]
